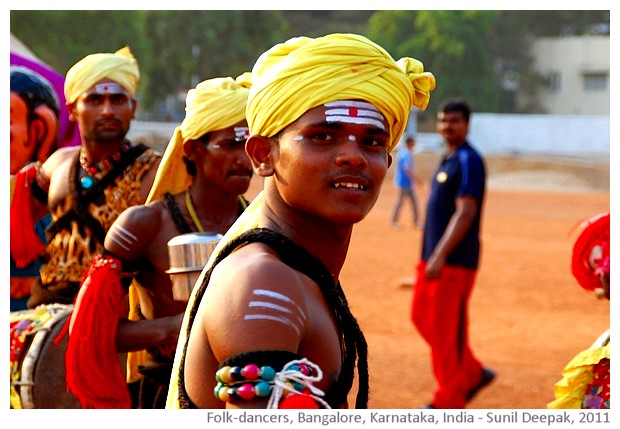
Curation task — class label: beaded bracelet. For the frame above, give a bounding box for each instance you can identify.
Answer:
[214,362,315,403]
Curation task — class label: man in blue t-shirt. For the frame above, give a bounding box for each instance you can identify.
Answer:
[390,136,421,228]
[411,98,494,409]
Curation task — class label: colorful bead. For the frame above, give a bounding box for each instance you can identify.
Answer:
[242,364,260,380]
[229,366,244,381]
[254,381,272,397]
[217,386,231,402]
[237,383,255,400]
[282,381,296,397]
[227,387,241,402]
[260,366,276,381]
[216,366,234,384]
[80,175,95,189]
[297,363,311,376]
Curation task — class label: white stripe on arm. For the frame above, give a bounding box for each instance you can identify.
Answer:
[106,223,139,252]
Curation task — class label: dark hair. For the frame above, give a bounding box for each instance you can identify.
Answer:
[10,66,60,120]
[438,98,471,122]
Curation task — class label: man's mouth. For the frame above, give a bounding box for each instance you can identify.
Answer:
[332,182,367,191]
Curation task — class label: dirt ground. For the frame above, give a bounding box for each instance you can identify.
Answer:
[244,152,611,409]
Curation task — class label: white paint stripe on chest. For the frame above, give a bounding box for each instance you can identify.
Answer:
[106,224,138,251]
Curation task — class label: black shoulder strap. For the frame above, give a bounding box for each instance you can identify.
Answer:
[162,192,193,235]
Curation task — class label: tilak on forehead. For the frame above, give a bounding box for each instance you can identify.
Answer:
[234,126,250,141]
[91,82,129,96]
[324,100,386,131]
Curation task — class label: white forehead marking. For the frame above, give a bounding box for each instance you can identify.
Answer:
[243,288,306,334]
[107,224,138,251]
[293,135,304,141]
[93,83,128,95]
[234,127,250,141]
[324,100,386,131]
[348,135,356,141]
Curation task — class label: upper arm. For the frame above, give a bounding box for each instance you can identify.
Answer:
[104,203,161,263]
[201,248,309,363]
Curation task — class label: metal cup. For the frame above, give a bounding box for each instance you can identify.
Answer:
[166,232,222,301]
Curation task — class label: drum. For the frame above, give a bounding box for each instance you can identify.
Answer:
[9,303,128,408]
[10,304,80,408]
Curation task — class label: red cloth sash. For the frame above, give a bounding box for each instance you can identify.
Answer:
[64,255,131,408]
[10,165,46,269]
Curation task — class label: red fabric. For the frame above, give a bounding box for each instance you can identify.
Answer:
[411,261,482,408]
[65,255,131,409]
[278,391,320,409]
[10,165,46,269]
[570,213,610,291]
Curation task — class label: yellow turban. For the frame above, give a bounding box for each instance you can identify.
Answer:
[218,33,436,267]
[246,33,436,153]
[145,72,252,204]
[64,46,140,104]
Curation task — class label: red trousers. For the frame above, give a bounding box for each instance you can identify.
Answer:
[411,261,483,408]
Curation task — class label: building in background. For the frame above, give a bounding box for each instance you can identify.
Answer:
[518,35,609,115]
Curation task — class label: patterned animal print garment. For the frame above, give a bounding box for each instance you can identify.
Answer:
[40,148,159,287]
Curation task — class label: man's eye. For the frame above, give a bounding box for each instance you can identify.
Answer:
[364,137,387,148]
[86,95,102,105]
[111,94,129,104]
[311,133,334,141]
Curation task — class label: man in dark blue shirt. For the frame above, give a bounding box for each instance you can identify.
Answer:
[412,98,494,408]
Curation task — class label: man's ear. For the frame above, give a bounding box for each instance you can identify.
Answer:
[387,153,393,168]
[66,102,77,121]
[130,98,138,119]
[245,135,274,177]
[182,139,197,159]
[32,104,58,163]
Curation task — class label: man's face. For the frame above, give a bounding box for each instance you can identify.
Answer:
[68,79,136,143]
[10,92,34,174]
[199,120,253,195]
[271,99,392,225]
[436,110,469,146]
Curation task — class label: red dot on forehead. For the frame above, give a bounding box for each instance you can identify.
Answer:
[349,107,358,117]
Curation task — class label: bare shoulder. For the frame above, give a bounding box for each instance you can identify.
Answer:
[199,243,310,361]
[41,146,79,177]
[104,200,166,261]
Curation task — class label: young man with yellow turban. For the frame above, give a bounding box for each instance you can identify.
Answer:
[166,33,435,409]
[25,47,161,309]
[64,74,254,409]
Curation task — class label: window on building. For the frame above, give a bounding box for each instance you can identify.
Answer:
[583,73,608,91]
[547,72,561,91]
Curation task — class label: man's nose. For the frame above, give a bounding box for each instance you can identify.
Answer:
[335,138,367,168]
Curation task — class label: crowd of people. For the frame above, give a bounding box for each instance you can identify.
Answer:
[9,32,609,411]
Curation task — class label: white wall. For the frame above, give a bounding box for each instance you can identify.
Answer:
[408,114,609,158]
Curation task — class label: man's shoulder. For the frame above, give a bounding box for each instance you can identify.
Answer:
[116,200,163,228]
[47,145,80,163]
[133,144,162,162]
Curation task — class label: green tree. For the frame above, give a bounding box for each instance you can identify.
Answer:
[11,10,146,74]
[367,10,508,116]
